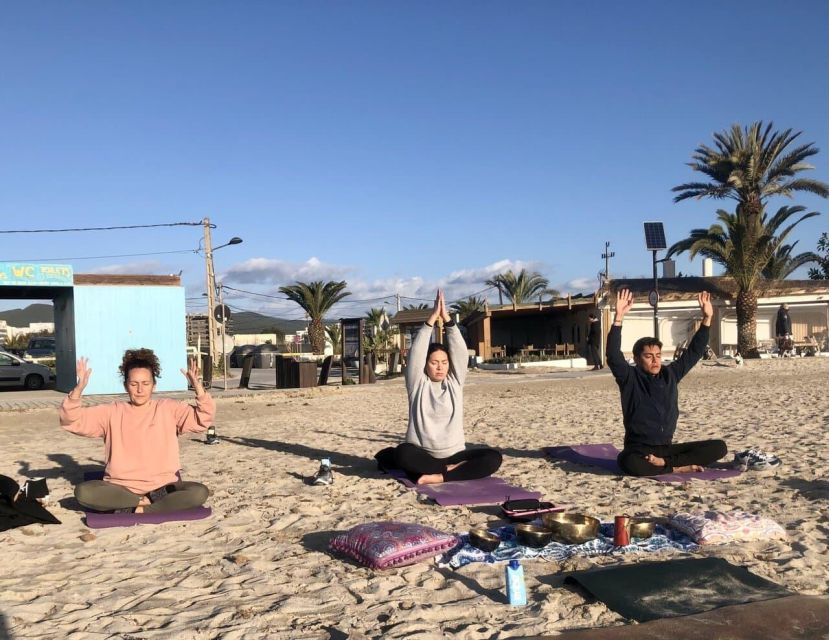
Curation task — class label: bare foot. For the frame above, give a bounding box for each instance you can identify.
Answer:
[134,496,151,513]
[673,464,704,473]
[416,473,444,485]
[643,454,666,467]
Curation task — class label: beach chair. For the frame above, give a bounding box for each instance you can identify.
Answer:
[565,343,577,357]
[554,344,566,357]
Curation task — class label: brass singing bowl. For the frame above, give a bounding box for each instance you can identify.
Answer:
[515,523,555,548]
[541,512,601,544]
[468,528,501,552]
[629,518,655,539]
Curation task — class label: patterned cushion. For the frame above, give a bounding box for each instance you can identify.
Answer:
[669,510,786,545]
[330,521,458,569]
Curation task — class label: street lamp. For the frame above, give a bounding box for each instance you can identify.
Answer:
[643,222,667,340]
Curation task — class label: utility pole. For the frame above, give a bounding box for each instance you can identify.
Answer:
[601,241,615,284]
[218,283,228,391]
[203,218,217,383]
[396,293,401,312]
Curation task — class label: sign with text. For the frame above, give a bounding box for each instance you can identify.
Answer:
[0,263,74,287]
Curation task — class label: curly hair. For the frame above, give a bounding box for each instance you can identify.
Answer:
[119,348,162,383]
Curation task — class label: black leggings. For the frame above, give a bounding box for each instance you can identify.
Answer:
[75,480,209,513]
[618,439,727,476]
[377,443,503,482]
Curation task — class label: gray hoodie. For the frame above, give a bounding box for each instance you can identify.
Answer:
[404,323,468,458]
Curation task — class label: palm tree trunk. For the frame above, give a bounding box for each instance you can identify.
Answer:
[736,288,759,358]
[309,318,326,354]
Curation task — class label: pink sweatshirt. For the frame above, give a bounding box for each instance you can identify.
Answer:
[60,395,216,495]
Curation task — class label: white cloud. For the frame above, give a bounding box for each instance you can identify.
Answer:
[221,257,350,285]
[563,276,599,292]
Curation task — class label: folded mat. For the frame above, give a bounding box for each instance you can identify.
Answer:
[82,471,211,528]
[543,444,742,482]
[384,468,540,506]
[548,595,829,639]
[562,557,791,622]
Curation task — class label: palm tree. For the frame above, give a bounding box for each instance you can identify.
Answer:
[278,281,350,354]
[762,240,820,280]
[365,307,387,330]
[402,303,429,310]
[487,269,549,307]
[325,324,342,355]
[670,122,828,356]
[485,274,506,305]
[450,296,486,321]
[667,206,819,355]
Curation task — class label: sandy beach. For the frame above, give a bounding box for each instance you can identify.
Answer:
[1,356,827,639]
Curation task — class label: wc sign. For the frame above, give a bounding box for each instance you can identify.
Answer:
[0,263,74,287]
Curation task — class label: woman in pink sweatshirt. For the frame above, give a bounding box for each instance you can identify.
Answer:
[60,349,215,513]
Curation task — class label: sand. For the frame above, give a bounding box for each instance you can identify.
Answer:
[0,357,827,639]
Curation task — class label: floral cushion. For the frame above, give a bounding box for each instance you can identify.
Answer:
[330,521,458,569]
[669,510,786,545]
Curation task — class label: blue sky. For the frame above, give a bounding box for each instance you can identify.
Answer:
[1,1,827,320]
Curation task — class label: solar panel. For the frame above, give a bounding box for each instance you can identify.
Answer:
[643,222,667,250]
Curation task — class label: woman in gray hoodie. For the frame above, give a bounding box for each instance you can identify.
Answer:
[376,290,502,484]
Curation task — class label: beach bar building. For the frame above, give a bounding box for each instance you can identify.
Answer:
[0,263,188,394]
[604,277,829,359]
[462,295,600,361]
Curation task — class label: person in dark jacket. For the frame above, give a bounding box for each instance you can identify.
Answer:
[606,288,727,476]
[587,313,602,370]
[775,304,793,355]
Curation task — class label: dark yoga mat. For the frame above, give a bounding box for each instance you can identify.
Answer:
[563,557,792,623]
[85,507,212,529]
[81,471,211,528]
[543,443,742,482]
[384,468,541,506]
[547,595,829,639]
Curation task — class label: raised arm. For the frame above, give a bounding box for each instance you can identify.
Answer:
[605,288,633,383]
[670,291,713,382]
[404,291,443,390]
[59,358,108,438]
[445,325,468,386]
[174,357,215,433]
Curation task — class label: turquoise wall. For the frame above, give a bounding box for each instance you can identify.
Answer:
[73,285,187,395]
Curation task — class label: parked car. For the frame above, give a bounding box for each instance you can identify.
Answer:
[25,336,56,359]
[0,350,52,390]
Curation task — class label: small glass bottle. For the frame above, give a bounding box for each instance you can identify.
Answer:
[505,559,527,606]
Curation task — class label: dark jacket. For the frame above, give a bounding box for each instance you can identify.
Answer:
[587,319,600,347]
[775,309,792,337]
[606,324,709,447]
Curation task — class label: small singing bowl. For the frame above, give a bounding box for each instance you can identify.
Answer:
[515,523,555,548]
[468,528,501,552]
[542,512,601,545]
[629,518,655,539]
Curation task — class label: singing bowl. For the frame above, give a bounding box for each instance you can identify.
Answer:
[629,518,655,539]
[515,523,554,548]
[541,512,601,544]
[468,528,501,552]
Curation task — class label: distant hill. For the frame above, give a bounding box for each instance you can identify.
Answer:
[0,303,54,327]
[230,311,312,335]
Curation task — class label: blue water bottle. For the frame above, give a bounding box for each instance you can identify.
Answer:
[505,559,527,606]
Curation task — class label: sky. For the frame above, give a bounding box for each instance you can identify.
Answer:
[1,1,827,321]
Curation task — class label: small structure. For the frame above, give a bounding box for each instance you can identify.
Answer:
[462,295,599,362]
[0,263,188,394]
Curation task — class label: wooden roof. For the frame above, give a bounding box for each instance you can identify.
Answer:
[607,277,829,301]
[390,308,433,325]
[74,274,182,286]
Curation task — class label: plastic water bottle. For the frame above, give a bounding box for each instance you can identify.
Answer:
[505,559,527,606]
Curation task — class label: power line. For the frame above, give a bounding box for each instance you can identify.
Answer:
[8,249,196,262]
[0,221,208,234]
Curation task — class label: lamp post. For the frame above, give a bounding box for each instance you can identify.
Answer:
[201,217,242,373]
[643,222,667,341]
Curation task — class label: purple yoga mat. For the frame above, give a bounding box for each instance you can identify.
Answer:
[85,507,212,529]
[543,443,742,483]
[386,469,541,506]
[81,471,212,527]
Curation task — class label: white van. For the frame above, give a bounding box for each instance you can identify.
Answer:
[0,350,53,390]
